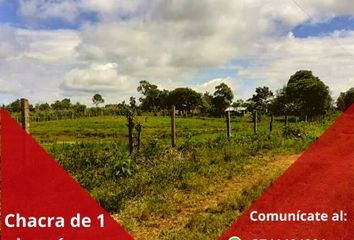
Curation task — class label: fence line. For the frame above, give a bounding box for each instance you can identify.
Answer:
[13,99,311,150]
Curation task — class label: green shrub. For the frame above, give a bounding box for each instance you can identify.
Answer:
[178,133,198,152]
[50,142,136,190]
[142,138,162,160]
[282,125,305,138]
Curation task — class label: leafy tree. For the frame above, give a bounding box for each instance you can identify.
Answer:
[232,99,246,108]
[167,88,202,113]
[61,98,71,109]
[343,88,354,109]
[6,99,34,112]
[158,89,170,110]
[51,98,72,110]
[285,70,331,117]
[50,100,61,110]
[337,87,354,111]
[137,80,163,111]
[288,70,314,84]
[247,86,273,114]
[200,92,213,115]
[269,87,288,115]
[36,103,50,111]
[6,99,22,112]
[92,94,104,107]
[129,96,137,109]
[212,83,234,116]
[72,102,86,114]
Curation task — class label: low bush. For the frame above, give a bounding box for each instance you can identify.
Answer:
[50,142,136,191]
[282,125,306,138]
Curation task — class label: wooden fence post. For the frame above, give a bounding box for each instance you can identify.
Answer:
[21,98,30,133]
[171,105,176,147]
[135,123,142,152]
[285,115,289,127]
[253,110,258,133]
[226,111,231,138]
[270,114,273,132]
[127,115,134,155]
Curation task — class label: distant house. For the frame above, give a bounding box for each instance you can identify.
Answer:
[225,107,236,112]
[225,106,247,116]
[235,107,247,115]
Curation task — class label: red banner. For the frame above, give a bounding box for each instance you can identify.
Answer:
[1,109,133,240]
[220,105,354,240]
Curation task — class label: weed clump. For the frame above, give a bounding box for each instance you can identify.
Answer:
[282,125,306,138]
[50,142,136,191]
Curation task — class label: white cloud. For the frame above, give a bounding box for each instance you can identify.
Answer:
[81,0,142,16]
[289,0,354,22]
[71,0,354,100]
[17,29,80,63]
[237,31,354,98]
[196,78,235,94]
[17,0,354,25]
[0,24,80,63]
[73,0,305,94]
[0,25,80,103]
[1,0,354,105]
[0,77,22,93]
[0,24,27,59]
[62,63,135,93]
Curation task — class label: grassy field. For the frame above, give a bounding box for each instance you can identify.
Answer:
[31,114,329,145]
[29,113,338,239]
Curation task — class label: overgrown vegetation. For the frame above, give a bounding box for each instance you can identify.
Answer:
[337,87,354,111]
[25,112,338,240]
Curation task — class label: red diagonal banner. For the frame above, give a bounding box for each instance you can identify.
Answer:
[1,109,133,239]
[220,105,354,240]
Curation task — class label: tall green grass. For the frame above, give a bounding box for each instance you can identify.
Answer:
[30,113,338,239]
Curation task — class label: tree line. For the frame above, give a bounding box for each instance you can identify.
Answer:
[2,70,354,120]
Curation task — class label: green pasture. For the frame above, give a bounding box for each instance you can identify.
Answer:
[30,114,331,147]
[27,113,338,239]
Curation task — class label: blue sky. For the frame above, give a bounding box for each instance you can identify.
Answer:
[0,0,98,29]
[0,1,18,25]
[0,0,354,105]
[293,16,354,37]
